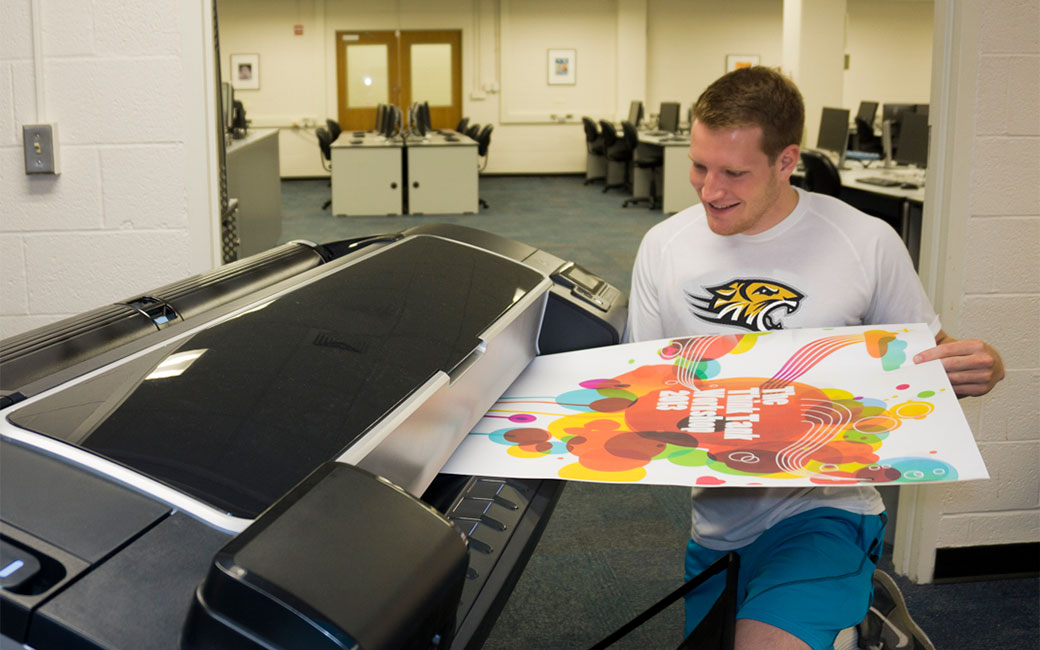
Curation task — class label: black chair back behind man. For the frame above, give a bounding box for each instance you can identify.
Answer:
[315,127,334,209]
[799,150,842,198]
[476,125,494,210]
[326,119,342,143]
[620,121,662,209]
[582,117,606,185]
[599,120,630,193]
[316,127,332,171]
[853,117,881,154]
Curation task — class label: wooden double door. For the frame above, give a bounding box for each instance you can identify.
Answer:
[336,30,462,132]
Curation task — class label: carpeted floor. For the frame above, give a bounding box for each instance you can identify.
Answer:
[278,175,1038,650]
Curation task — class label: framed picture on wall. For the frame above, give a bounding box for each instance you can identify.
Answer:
[230,53,260,90]
[725,54,760,73]
[547,49,576,85]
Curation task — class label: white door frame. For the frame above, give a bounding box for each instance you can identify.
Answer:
[891,0,981,584]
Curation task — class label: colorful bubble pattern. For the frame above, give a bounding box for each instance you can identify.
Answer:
[480,330,955,485]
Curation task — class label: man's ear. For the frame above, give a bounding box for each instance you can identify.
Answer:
[777,144,800,179]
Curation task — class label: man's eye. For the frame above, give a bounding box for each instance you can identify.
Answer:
[726,170,747,178]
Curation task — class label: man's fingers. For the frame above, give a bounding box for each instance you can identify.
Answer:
[914,339,988,365]
[937,353,996,373]
[946,369,996,386]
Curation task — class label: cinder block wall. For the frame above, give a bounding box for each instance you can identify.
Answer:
[0,1,211,339]
[936,0,1040,548]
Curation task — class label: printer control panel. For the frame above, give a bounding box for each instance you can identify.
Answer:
[551,263,618,312]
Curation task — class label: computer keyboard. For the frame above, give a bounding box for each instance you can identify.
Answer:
[857,173,924,190]
[857,176,903,187]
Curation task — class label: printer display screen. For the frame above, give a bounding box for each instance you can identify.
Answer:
[561,264,603,293]
[8,237,544,519]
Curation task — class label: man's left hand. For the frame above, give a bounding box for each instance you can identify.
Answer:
[914,331,1004,397]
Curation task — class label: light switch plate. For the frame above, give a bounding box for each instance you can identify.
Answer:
[23,123,60,175]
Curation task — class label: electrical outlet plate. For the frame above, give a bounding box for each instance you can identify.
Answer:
[23,123,60,175]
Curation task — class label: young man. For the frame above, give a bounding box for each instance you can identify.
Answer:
[626,67,1003,650]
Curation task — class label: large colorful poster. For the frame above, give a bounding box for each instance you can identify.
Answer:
[442,324,987,487]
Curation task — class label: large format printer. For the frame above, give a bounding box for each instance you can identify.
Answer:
[0,224,626,650]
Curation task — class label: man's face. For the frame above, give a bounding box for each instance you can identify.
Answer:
[688,120,798,236]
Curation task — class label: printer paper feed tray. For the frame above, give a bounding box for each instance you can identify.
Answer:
[5,235,547,520]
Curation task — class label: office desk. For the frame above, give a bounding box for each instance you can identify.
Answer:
[330,136,405,216]
[404,133,478,215]
[636,132,699,214]
[227,128,282,256]
[330,132,478,216]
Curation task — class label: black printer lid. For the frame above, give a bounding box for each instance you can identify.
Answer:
[7,236,545,519]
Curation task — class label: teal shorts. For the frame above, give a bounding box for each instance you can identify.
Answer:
[683,507,887,650]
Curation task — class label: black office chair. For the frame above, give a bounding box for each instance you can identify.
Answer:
[853,117,881,154]
[456,117,470,133]
[465,124,481,140]
[326,119,342,143]
[476,124,494,209]
[316,127,333,209]
[582,117,606,185]
[800,150,842,198]
[620,120,662,209]
[599,120,630,193]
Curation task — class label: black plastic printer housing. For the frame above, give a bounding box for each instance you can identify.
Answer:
[183,462,468,650]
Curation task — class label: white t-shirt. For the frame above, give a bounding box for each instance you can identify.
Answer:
[626,187,941,550]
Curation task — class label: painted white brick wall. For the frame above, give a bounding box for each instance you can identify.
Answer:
[0,0,212,340]
[935,0,1040,549]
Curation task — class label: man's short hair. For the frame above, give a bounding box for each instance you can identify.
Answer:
[692,66,804,161]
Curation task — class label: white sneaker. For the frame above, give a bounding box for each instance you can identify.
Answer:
[857,570,936,650]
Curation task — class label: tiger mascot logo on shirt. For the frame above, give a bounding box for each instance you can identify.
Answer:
[687,279,804,332]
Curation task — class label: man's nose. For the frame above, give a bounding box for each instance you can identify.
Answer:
[700,171,725,200]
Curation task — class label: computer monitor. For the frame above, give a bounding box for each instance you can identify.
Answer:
[856,101,878,126]
[658,102,680,133]
[220,82,234,132]
[628,100,644,127]
[895,111,928,168]
[415,103,428,137]
[914,104,929,117]
[882,103,915,124]
[374,104,386,131]
[420,101,432,133]
[379,105,395,137]
[406,102,424,137]
[816,106,851,168]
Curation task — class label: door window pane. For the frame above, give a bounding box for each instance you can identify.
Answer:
[410,43,452,106]
[347,44,388,107]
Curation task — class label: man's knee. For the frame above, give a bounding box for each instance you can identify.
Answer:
[735,618,811,650]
